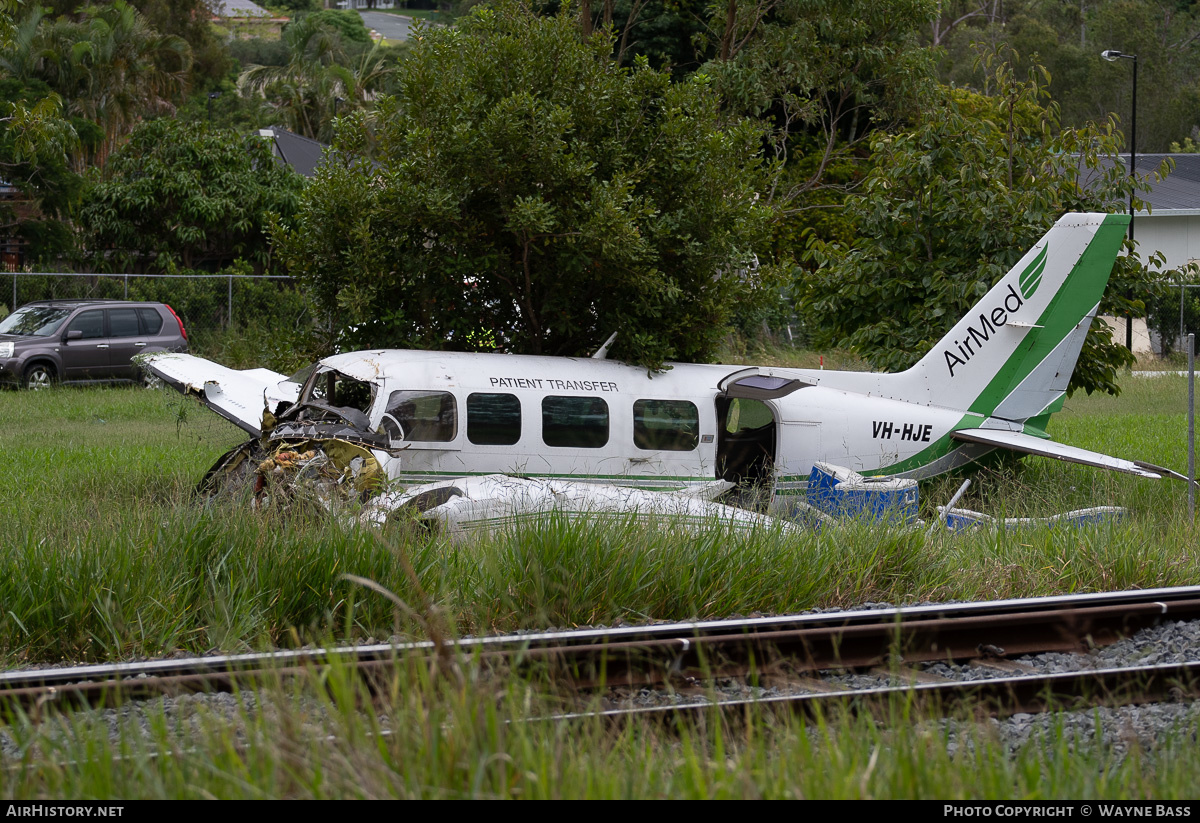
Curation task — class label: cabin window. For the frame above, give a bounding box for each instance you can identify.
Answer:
[633,399,699,451]
[542,396,609,448]
[467,393,521,445]
[381,390,458,442]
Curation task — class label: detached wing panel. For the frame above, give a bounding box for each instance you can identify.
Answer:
[950,428,1184,481]
[145,353,301,437]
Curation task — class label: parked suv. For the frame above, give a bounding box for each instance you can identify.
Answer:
[0,300,189,389]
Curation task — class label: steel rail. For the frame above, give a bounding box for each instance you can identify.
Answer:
[554,659,1200,725]
[5,585,1200,712]
[4,585,1200,688]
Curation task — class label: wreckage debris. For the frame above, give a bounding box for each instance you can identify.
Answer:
[359,474,811,538]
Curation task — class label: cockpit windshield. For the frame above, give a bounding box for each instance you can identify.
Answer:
[292,368,376,430]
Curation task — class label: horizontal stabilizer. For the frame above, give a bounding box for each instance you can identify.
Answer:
[950,428,1172,480]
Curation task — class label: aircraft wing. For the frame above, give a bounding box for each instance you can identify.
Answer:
[950,428,1188,481]
[143,352,301,438]
[359,474,807,537]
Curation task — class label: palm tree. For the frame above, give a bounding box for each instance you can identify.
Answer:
[238,15,394,142]
[0,0,20,49]
[0,4,50,82]
[36,1,191,168]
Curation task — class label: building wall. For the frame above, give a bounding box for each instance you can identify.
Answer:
[1097,316,1155,354]
[1095,212,1200,355]
[1131,213,1200,272]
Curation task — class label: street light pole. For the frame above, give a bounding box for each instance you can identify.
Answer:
[1101,49,1138,351]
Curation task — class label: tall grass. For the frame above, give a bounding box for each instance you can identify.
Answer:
[0,376,1195,665]
[1,659,1197,798]
[3,377,1200,798]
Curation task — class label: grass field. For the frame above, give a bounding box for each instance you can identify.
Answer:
[1,370,1198,796]
[0,371,1195,664]
[4,669,1199,799]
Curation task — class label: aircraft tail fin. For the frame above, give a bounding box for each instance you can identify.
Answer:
[900,212,1129,422]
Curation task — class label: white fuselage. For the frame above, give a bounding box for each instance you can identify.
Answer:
[147,214,1168,494]
[310,349,990,498]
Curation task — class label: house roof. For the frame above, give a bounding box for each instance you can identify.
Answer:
[1091,153,1200,213]
[211,0,272,17]
[259,127,327,179]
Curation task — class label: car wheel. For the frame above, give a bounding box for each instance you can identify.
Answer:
[23,363,55,391]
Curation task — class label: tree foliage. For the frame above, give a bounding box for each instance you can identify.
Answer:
[275,1,781,368]
[1146,261,1200,359]
[40,0,227,88]
[573,0,937,209]
[0,1,83,263]
[0,77,83,261]
[604,0,708,72]
[129,0,230,87]
[297,10,373,45]
[935,0,1200,153]
[11,1,191,168]
[799,54,1162,396]
[79,118,305,272]
[701,0,936,209]
[271,0,321,14]
[237,14,395,141]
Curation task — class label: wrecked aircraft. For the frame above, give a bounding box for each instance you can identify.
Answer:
[145,213,1187,532]
[358,474,820,536]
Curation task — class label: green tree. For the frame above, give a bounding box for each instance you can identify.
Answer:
[0,77,83,262]
[582,0,708,72]
[1146,262,1200,358]
[577,0,938,206]
[297,10,373,45]
[0,1,84,264]
[43,0,229,87]
[37,1,191,167]
[273,0,320,12]
[79,118,305,272]
[934,0,1200,153]
[274,1,781,368]
[699,0,935,201]
[237,14,395,141]
[799,56,1160,396]
[130,0,230,88]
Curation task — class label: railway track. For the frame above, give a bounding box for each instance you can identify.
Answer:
[6,585,1200,719]
[570,659,1200,725]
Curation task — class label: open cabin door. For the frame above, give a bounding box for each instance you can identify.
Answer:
[715,370,811,496]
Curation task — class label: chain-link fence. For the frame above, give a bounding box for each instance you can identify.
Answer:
[4,272,313,370]
[1172,284,1200,349]
[10,272,1199,364]
[1147,282,1200,357]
